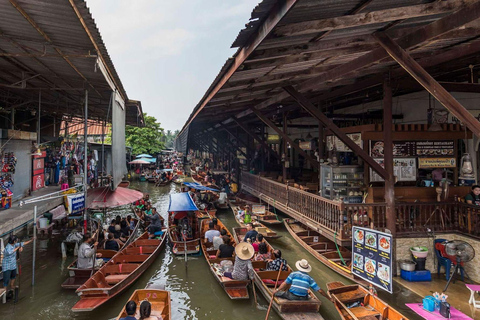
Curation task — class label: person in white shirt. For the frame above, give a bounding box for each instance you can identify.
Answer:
[213,229,227,250]
[204,221,220,243]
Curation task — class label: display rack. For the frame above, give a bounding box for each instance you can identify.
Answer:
[321,165,364,203]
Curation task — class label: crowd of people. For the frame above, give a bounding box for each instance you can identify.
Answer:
[134,194,165,239]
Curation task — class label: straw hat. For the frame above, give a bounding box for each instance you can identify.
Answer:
[235,242,254,260]
[295,259,312,273]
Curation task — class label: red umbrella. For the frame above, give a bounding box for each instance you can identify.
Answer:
[86,187,143,209]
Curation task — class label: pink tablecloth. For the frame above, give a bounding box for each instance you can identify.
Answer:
[406,303,473,320]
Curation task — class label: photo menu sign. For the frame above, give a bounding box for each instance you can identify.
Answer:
[352,226,393,293]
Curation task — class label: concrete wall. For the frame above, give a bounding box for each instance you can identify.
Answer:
[2,139,33,200]
[396,234,480,283]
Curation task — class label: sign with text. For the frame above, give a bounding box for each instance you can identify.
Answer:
[31,174,44,191]
[418,157,456,168]
[299,141,313,150]
[370,158,417,182]
[67,193,85,214]
[371,140,454,158]
[326,133,362,152]
[352,226,393,293]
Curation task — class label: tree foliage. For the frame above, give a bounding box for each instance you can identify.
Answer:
[125,114,165,155]
[163,129,180,149]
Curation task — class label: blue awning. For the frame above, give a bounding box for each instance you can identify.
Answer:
[138,157,156,163]
[168,192,199,212]
[183,182,219,192]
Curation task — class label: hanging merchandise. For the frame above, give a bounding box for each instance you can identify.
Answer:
[0,152,16,209]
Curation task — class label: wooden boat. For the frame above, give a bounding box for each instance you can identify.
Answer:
[327,281,408,320]
[200,217,250,299]
[115,289,171,320]
[118,181,130,188]
[235,192,261,205]
[230,204,281,239]
[71,231,167,312]
[62,217,140,289]
[147,177,157,183]
[284,219,367,286]
[167,192,202,256]
[256,210,282,225]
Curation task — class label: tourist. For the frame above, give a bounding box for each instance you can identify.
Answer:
[77,233,102,269]
[120,219,130,238]
[144,208,164,239]
[252,233,264,252]
[120,300,137,320]
[212,218,221,231]
[243,223,258,243]
[266,250,288,271]
[274,259,329,300]
[144,205,153,216]
[254,242,271,261]
[204,221,220,243]
[213,229,227,250]
[108,219,118,237]
[104,233,119,251]
[139,300,161,320]
[126,215,135,231]
[243,205,252,224]
[216,235,235,258]
[465,185,480,205]
[223,242,254,281]
[2,235,33,296]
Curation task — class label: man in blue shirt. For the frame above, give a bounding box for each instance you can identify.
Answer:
[274,259,329,300]
[2,235,33,294]
[120,300,137,320]
[243,223,258,243]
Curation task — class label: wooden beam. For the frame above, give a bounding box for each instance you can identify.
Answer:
[219,123,251,153]
[232,117,280,160]
[374,32,480,137]
[383,74,396,236]
[250,107,319,167]
[210,129,247,158]
[284,85,389,179]
[275,0,471,37]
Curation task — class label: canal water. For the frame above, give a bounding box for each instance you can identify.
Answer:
[0,181,422,320]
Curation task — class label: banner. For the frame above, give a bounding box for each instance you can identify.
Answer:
[299,141,312,150]
[67,193,85,214]
[370,158,417,182]
[418,157,456,168]
[352,226,393,293]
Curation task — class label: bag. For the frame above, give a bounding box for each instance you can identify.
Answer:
[439,301,450,318]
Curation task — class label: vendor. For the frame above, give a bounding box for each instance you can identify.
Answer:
[465,185,480,205]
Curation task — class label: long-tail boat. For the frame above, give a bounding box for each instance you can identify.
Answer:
[284,219,368,286]
[231,227,322,319]
[167,192,202,255]
[115,289,171,320]
[61,217,140,289]
[256,210,283,225]
[71,230,166,312]
[200,217,250,299]
[327,281,408,320]
[230,203,281,240]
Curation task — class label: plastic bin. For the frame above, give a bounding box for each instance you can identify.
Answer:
[401,269,432,282]
[43,212,53,224]
[38,217,49,229]
[413,256,427,271]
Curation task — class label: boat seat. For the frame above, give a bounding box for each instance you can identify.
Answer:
[105,274,129,285]
[262,279,285,287]
[348,306,380,319]
[221,276,235,282]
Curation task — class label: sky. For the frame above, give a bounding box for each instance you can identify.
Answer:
[86,0,260,132]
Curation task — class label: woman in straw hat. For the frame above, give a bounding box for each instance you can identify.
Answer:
[274,259,329,301]
[223,242,255,281]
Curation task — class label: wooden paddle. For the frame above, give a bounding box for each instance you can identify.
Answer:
[265,262,284,320]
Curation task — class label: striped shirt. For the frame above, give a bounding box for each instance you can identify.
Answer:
[285,271,320,297]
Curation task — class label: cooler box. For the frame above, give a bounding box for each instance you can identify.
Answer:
[401,269,432,282]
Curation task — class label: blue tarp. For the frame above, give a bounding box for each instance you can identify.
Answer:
[183,182,219,192]
[168,192,199,212]
[136,154,153,158]
[138,157,156,163]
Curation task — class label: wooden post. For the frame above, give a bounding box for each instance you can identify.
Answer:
[383,74,396,237]
[283,113,288,183]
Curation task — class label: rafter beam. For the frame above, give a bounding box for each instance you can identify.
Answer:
[374,32,480,136]
[250,107,319,167]
[284,85,388,179]
[232,117,280,161]
[275,0,472,37]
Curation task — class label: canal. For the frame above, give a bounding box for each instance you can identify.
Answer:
[0,181,422,320]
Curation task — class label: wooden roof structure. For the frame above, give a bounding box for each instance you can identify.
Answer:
[0,0,144,126]
[180,0,480,142]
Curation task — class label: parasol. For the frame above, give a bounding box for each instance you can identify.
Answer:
[129,159,150,164]
[86,187,144,209]
[136,154,153,158]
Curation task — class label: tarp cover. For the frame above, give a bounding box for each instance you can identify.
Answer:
[183,182,219,192]
[168,192,198,212]
[136,154,153,158]
[86,187,143,209]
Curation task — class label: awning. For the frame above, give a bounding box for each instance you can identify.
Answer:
[168,193,199,212]
[86,187,143,209]
[136,154,153,158]
[183,182,219,192]
[138,157,156,163]
[129,159,150,164]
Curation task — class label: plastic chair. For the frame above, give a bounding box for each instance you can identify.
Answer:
[434,238,452,280]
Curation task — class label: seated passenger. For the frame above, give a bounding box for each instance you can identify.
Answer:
[139,300,162,320]
[266,249,288,271]
[204,221,220,243]
[120,300,137,320]
[104,233,119,251]
[254,242,271,261]
[252,233,264,252]
[223,242,254,281]
[216,235,235,258]
[213,229,227,250]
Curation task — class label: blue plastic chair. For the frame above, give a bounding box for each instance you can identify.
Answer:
[435,238,452,280]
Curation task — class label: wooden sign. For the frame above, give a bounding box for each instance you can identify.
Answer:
[418,158,456,168]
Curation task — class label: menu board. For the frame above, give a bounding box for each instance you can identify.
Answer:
[352,226,393,293]
[370,158,417,182]
[326,133,362,152]
[370,140,454,158]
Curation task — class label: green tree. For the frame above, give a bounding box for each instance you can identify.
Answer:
[125,114,165,155]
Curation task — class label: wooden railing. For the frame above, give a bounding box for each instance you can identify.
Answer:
[241,172,480,241]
